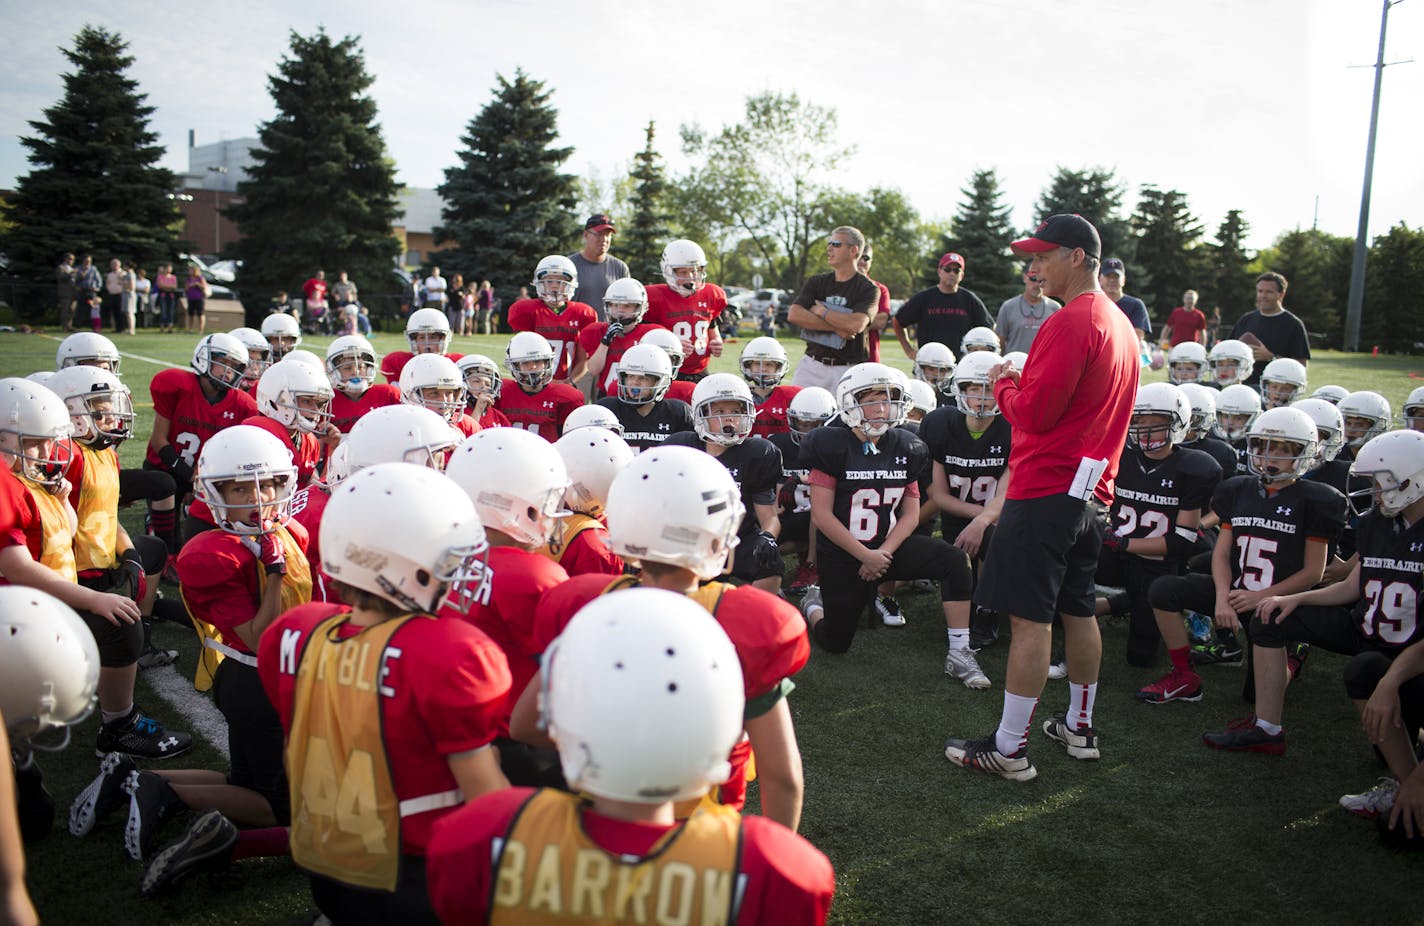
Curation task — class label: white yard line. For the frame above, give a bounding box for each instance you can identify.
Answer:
[41,333,184,370]
[139,664,230,761]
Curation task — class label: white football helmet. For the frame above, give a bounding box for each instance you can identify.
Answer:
[906,379,938,419]
[229,327,273,389]
[787,387,836,444]
[1216,383,1263,441]
[321,462,488,614]
[193,425,297,535]
[455,353,502,403]
[24,372,53,387]
[1178,383,1219,441]
[692,374,756,446]
[533,255,578,306]
[55,332,121,375]
[345,405,460,474]
[615,343,673,405]
[660,239,708,295]
[960,326,1000,355]
[406,307,452,354]
[260,312,302,359]
[1260,357,1308,409]
[1292,397,1346,466]
[0,378,73,492]
[1130,382,1190,452]
[605,445,745,580]
[603,277,648,326]
[0,587,101,739]
[952,351,1004,418]
[835,362,905,438]
[1208,339,1254,387]
[326,335,379,396]
[46,365,134,450]
[505,331,557,392]
[1002,351,1028,372]
[1167,342,1208,385]
[542,589,744,803]
[913,342,957,395]
[281,350,325,374]
[640,327,685,372]
[1246,406,1318,484]
[400,354,466,423]
[191,333,249,392]
[554,427,634,518]
[562,404,624,437]
[445,428,570,547]
[1404,386,1424,431]
[257,360,334,434]
[1349,430,1424,517]
[739,337,788,390]
[1339,391,1392,448]
[1310,384,1350,406]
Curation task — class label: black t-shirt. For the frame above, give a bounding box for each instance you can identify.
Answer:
[1211,475,1347,589]
[799,422,929,561]
[595,396,693,451]
[1110,447,1221,555]
[1351,509,1424,649]
[894,286,993,352]
[1230,309,1311,385]
[793,271,881,364]
[664,432,782,537]
[1181,436,1239,480]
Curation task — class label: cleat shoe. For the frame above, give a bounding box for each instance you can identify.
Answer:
[876,595,906,627]
[96,708,194,761]
[1136,667,1203,703]
[1047,657,1068,680]
[944,734,1037,782]
[137,645,179,670]
[1185,610,1213,645]
[140,810,238,897]
[1202,717,1286,755]
[1287,641,1310,680]
[1190,640,1243,666]
[1042,713,1101,760]
[969,607,1000,650]
[123,770,185,861]
[787,562,818,595]
[944,648,991,689]
[800,586,823,627]
[69,751,138,836]
[1340,778,1399,818]
[11,749,55,842]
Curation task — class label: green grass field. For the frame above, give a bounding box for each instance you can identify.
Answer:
[3,328,1424,925]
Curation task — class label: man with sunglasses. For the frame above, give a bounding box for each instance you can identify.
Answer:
[893,253,994,361]
[787,226,882,392]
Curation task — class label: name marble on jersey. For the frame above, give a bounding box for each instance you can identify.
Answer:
[842,469,910,481]
[1231,516,1298,535]
[1116,488,1181,507]
[279,627,398,698]
[940,454,1007,469]
[1362,555,1424,574]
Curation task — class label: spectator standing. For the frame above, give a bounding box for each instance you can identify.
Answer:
[996,265,1062,356]
[119,262,138,334]
[103,259,126,333]
[133,267,151,329]
[460,283,477,337]
[893,253,995,360]
[787,226,882,392]
[475,281,494,335]
[1205,304,1222,349]
[858,242,893,362]
[568,214,630,321]
[184,265,210,334]
[55,252,77,331]
[399,271,419,316]
[153,263,179,333]
[1099,258,1151,342]
[74,255,101,326]
[424,266,449,326]
[1230,271,1311,386]
[446,273,466,333]
[1163,289,1207,347]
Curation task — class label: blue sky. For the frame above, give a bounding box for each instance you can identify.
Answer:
[1,0,1420,251]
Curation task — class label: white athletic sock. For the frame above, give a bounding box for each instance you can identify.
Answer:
[995,692,1038,756]
[101,704,134,725]
[1255,716,1283,736]
[947,628,970,651]
[1067,682,1098,730]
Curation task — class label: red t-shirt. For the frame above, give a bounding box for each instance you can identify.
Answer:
[258,602,511,854]
[437,546,569,736]
[644,283,728,375]
[752,385,802,438]
[493,380,585,442]
[1166,306,1207,346]
[996,291,1138,505]
[477,406,510,430]
[0,468,43,562]
[288,485,332,602]
[330,384,401,434]
[145,369,259,469]
[507,298,598,382]
[241,415,323,488]
[381,351,464,385]
[452,413,480,438]
[302,278,327,305]
[426,788,835,926]
[868,278,892,363]
[578,321,662,397]
[177,520,309,656]
[666,380,696,405]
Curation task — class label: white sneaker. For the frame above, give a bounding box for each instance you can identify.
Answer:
[1047,658,1068,680]
[944,648,990,689]
[800,586,823,624]
[1339,777,1398,818]
[876,595,906,627]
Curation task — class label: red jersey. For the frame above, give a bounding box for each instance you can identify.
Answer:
[645,283,727,375]
[477,406,510,430]
[426,788,834,926]
[557,523,624,577]
[507,298,598,382]
[302,277,328,305]
[437,546,569,735]
[1167,306,1207,346]
[494,381,585,442]
[145,369,259,470]
[382,351,463,385]
[752,384,802,438]
[242,415,323,488]
[259,602,511,855]
[577,321,661,397]
[330,384,401,434]
[666,379,696,405]
[178,520,310,655]
[453,413,480,438]
[288,485,332,602]
[868,278,891,363]
[0,468,43,563]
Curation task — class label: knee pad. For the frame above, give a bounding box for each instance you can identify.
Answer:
[940,545,974,601]
[1343,650,1393,701]
[95,617,145,668]
[132,535,167,574]
[1147,574,1184,611]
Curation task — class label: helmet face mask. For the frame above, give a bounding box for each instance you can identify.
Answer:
[192,334,250,393]
[1129,383,1190,452]
[534,255,578,307]
[68,389,135,449]
[505,333,557,392]
[1169,361,1204,384]
[1130,413,1175,452]
[1245,408,1318,485]
[2,433,73,491]
[739,339,787,390]
[1208,340,1255,387]
[1349,432,1424,517]
[615,345,672,406]
[406,308,452,355]
[660,240,709,296]
[326,336,379,396]
[695,397,755,447]
[951,352,1003,418]
[1215,384,1263,441]
[0,378,75,491]
[195,427,298,535]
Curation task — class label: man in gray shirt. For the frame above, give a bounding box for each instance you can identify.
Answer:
[996,265,1061,355]
[568,213,629,321]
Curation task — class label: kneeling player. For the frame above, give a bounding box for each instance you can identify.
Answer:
[495,332,585,440]
[545,427,632,577]
[594,343,694,451]
[771,387,838,594]
[326,335,399,433]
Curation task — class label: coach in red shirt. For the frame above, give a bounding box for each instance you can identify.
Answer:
[944,214,1138,783]
[1163,289,1207,346]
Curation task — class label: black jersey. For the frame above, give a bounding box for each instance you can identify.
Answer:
[1182,436,1238,479]
[896,421,936,535]
[1211,475,1348,591]
[768,430,812,514]
[664,432,782,536]
[918,406,1011,508]
[1110,446,1221,558]
[595,396,694,451]
[1351,509,1424,649]
[1226,435,1250,471]
[800,422,929,560]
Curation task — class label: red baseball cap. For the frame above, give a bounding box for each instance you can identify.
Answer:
[938,252,965,270]
[584,214,615,232]
[1010,214,1102,260]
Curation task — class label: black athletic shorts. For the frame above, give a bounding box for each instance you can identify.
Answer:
[975,494,1103,623]
[213,659,290,824]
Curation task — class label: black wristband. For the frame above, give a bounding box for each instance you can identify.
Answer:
[158,445,179,468]
[264,561,287,577]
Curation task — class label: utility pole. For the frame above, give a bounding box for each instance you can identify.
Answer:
[1344,0,1409,352]
[207,166,229,254]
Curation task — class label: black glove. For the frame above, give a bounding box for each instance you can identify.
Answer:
[1101,532,1127,555]
[601,322,624,346]
[751,531,783,576]
[117,548,144,598]
[158,445,193,484]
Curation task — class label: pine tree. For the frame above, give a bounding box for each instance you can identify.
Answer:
[1130,185,1206,324]
[1,25,179,319]
[1204,210,1255,318]
[937,169,1018,307]
[1361,223,1424,354]
[226,29,402,304]
[621,121,671,282]
[433,69,577,296]
[1033,167,1133,265]
[1255,229,1352,347]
